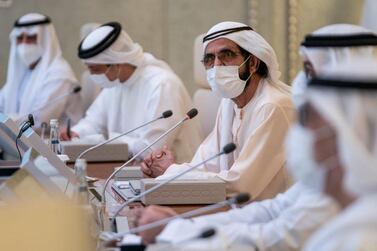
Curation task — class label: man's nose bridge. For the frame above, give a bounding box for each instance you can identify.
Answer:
[214,55,224,66]
[21,34,27,43]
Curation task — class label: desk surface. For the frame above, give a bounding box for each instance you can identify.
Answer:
[68,161,122,179]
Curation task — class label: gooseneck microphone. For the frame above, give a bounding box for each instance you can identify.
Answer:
[101,108,199,205]
[110,142,237,227]
[20,85,82,120]
[76,110,173,160]
[111,193,249,239]
[61,110,173,194]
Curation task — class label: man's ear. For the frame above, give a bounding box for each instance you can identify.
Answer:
[248,55,260,73]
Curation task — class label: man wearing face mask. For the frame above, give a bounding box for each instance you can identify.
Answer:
[130,25,377,249]
[0,13,82,127]
[299,59,377,250]
[141,21,295,199]
[61,22,202,162]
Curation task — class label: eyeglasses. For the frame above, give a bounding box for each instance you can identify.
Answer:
[201,49,243,68]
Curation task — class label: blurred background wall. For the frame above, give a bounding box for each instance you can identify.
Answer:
[0,0,368,95]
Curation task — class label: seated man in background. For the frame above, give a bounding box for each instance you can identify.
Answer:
[0,13,82,127]
[142,21,295,199]
[60,22,202,163]
[131,24,377,250]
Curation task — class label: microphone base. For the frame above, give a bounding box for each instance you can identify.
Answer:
[140,177,226,205]
[120,244,146,251]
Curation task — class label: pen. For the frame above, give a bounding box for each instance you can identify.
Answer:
[67,118,71,139]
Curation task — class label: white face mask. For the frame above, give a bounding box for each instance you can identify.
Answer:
[206,56,252,99]
[17,44,42,67]
[285,123,328,192]
[89,65,122,88]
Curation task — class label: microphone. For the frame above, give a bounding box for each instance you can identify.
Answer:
[15,114,35,161]
[17,114,35,138]
[75,110,173,160]
[109,142,237,228]
[20,85,82,121]
[111,193,249,239]
[186,108,198,119]
[101,108,199,206]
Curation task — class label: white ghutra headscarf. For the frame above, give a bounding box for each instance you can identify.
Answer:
[79,22,174,74]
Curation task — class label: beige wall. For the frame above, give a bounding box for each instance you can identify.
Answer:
[254,0,364,83]
[0,0,366,95]
[0,0,248,95]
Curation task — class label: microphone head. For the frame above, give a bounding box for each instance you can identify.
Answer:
[186,108,198,119]
[199,228,216,239]
[222,143,236,154]
[72,86,82,93]
[232,193,250,204]
[27,114,35,126]
[162,110,173,118]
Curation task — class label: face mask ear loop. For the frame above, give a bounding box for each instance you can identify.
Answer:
[238,55,251,69]
[315,126,335,141]
[239,55,252,83]
[103,64,112,79]
[321,155,339,171]
[313,126,339,171]
[116,65,122,81]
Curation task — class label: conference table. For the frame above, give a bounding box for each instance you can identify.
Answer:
[69,160,231,249]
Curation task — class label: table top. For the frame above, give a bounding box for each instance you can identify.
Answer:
[68,161,122,179]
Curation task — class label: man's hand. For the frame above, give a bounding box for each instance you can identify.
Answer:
[141,145,175,178]
[133,205,177,245]
[59,129,79,141]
